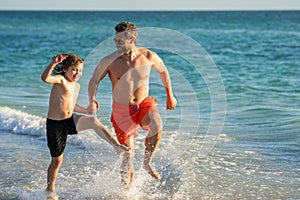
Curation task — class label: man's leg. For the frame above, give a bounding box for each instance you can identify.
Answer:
[75,115,128,154]
[46,154,63,193]
[141,112,162,179]
[120,136,135,190]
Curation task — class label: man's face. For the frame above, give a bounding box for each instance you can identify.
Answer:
[114,32,133,54]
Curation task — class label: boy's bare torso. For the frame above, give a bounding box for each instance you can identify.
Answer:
[47,81,79,120]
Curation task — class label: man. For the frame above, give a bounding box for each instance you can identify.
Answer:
[88,21,177,189]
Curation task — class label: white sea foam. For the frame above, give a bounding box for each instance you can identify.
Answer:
[0,106,45,137]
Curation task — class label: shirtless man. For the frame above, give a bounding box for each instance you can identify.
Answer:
[41,53,127,196]
[88,22,177,189]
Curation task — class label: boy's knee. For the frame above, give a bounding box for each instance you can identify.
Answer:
[87,116,100,128]
[90,116,98,124]
[51,158,63,168]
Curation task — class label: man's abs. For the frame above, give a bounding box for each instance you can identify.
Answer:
[112,85,149,106]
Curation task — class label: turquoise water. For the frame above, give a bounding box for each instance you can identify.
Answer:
[0,11,299,199]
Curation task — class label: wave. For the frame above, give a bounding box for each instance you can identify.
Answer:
[0,106,45,137]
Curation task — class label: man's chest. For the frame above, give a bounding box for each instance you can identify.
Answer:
[110,59,152,81]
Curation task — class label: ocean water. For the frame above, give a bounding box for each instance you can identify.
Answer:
[0,11,299,199]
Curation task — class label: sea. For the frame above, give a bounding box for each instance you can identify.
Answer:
[0,11,299,200]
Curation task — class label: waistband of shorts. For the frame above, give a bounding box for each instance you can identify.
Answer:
[112,97,156,109]
[47,115,74,123]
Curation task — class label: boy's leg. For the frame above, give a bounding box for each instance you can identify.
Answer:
[75,115,128,154]
[46,154,63,192]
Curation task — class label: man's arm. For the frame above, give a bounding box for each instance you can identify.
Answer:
[87,62,106,113]
[88,51,121,113]
[150,52,177,110]
[87,55,114,112]
[88,59,110,103]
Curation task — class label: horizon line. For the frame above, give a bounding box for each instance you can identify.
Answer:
[1,9,300,12]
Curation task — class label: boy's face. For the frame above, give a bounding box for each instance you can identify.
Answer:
[64,63,83,82]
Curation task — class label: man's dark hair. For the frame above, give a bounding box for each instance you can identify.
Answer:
[115,21,138,38]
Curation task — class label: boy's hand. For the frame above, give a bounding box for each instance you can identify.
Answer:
[52,54,68,64]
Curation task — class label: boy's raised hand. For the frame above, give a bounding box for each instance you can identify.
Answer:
[52,54,68,64]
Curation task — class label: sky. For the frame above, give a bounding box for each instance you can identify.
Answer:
[1,0,300,11]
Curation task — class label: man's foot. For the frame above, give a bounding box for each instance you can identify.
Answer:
[115,145,130,155]
[143,163,161,179]
[121,171,134,191]
[45,190,58,200]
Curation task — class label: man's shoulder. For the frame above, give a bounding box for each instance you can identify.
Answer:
[139,47,162,63]
[138,47,157,58]
[102,50,120,61]
[100,50,121,66]
[138,46,152,53]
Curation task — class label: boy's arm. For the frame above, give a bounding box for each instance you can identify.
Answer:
[41,54,68,84]
[74,104,89,114]
[73,83,88,114]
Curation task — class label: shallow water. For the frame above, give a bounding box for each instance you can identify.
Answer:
[0,11,299,199]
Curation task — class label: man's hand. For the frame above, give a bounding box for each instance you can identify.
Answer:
[166,95,177,110]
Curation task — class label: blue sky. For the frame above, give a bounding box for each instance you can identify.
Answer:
[1,0,300,10]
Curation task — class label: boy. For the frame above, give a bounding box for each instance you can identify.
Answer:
[41,53,127,195]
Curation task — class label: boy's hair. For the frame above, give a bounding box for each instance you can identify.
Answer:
[53,54,84,75]
[115,21,138,39]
